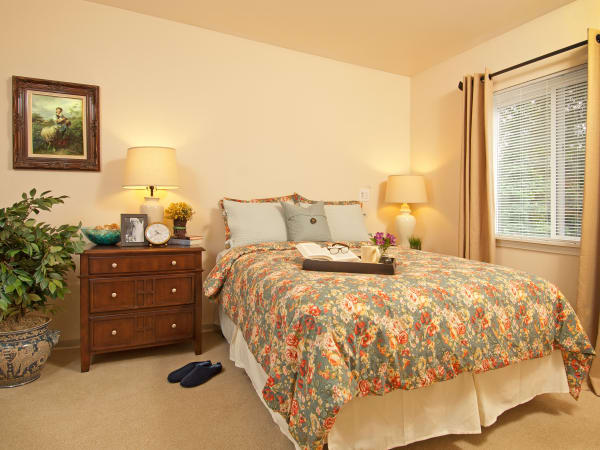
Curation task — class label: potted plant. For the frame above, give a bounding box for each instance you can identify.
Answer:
[165,202,194,239]
[409,236,422,250]
[0,189,84,387]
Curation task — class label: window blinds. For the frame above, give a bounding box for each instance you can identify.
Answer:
[493,65,587,242]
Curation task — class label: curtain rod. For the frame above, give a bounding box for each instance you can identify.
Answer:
[457,38,594,91]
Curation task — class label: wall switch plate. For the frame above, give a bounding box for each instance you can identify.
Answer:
[359,187,370,202]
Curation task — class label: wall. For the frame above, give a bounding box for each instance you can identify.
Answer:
[0,0,411,343]
[410,0,600,305]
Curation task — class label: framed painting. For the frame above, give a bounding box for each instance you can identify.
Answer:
[12,76,100,171]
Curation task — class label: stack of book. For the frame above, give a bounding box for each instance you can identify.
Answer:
[168,235,204,247]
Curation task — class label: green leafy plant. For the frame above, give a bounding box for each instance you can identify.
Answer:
[409,236,422,250]
[0,189,84,322]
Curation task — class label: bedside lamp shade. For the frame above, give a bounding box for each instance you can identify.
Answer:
[385,175,427,204]
[386,175,427,249]
[123,146,179,223]
[123,146,179,191]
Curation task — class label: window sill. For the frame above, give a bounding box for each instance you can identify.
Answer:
[496,237,580,256]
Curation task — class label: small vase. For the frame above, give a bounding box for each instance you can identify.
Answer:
[173,218,187,239]
[379,256,395,265]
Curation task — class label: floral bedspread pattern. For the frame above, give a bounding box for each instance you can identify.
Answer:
[204,242,594,450]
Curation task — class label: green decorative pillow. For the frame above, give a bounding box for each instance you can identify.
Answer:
[281,201,331,242]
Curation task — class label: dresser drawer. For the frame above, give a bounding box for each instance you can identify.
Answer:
[156,311,193,342]
[90,279,136,312]
[90,309,193,351]
[91,317,135,350]
[155,276,193,306]
[89,276,193,312]
[88,254,196,275]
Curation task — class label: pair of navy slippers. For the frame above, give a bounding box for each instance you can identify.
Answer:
[167,361,222,387]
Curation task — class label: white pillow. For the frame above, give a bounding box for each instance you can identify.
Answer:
[223,200,288,248]
[324,204,369,241]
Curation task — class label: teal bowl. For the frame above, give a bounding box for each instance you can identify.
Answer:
[81,227,121,246]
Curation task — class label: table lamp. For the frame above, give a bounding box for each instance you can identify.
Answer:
[386,175,427,249]
[123,146,179,223]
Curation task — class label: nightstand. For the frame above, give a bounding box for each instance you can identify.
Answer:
[79,245,204,372]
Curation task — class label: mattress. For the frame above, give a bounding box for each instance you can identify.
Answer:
[219,305,569,450]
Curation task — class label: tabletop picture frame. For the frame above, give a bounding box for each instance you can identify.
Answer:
[12,76,100,171]
[120,214,148,247]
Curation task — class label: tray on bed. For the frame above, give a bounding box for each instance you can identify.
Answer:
[302,258,395,275]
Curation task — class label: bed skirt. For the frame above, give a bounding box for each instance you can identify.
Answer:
[218,306,569,450]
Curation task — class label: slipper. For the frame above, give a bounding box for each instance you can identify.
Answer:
[167,360,212,383]
[180,362,223,388]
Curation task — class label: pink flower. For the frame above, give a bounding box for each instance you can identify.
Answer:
[370,231,397,250]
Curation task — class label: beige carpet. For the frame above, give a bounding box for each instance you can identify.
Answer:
[2,331,599,450]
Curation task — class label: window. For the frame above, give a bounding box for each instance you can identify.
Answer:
[493,65,587,243]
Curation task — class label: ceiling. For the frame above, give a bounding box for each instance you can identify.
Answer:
[87,0,575,75]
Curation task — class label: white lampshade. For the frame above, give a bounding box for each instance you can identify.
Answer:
[123,146,179,190]
[385,175,427,204]
[123,146,179,224]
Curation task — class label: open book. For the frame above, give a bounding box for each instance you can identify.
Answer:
[296,243,360,262]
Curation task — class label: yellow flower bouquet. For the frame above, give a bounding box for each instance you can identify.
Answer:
[165,202,194,238]
[165,202,194,221]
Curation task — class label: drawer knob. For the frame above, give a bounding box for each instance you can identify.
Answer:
[171,323,177,329]
[171,288,177,294]
[111,292,117,298]
[111,330,117,336]
[171,260,177,266]
[111,262,118,268]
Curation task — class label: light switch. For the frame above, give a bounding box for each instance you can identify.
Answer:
[359,187,370,202]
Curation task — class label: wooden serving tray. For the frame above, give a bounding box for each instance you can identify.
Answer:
[302,259,395,275]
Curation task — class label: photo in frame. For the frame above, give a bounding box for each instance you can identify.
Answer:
[120,214,148,247]
[12,76,100,171]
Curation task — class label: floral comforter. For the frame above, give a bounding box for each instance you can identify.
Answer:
[204,242,594,450]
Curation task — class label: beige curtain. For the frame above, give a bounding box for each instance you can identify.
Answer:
[459,70,496,263]
[577,29,600,395]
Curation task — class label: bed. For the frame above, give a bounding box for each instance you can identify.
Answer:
[204,241,594,450]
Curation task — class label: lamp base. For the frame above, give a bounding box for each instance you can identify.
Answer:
[395,203,415,249]
[141,197,164,223]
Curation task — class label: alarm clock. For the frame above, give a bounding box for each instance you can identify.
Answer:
[145,222,171,246]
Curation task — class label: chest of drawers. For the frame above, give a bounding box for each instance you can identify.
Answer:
[79,246,204,372]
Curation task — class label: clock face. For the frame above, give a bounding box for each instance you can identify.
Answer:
[145,223,171,245]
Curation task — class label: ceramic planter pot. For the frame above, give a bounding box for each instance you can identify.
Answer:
[173,218,187,239]
[0,318,60,388]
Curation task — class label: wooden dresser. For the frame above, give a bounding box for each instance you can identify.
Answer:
[79,245,204,372]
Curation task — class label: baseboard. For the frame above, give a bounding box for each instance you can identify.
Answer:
[55,323,220,349]
[56,339,81,350]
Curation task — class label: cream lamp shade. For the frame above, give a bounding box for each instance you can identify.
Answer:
[123,146,179,192]
[386,175,427,249]
[385,175,427,204]
[123,146,179,224]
